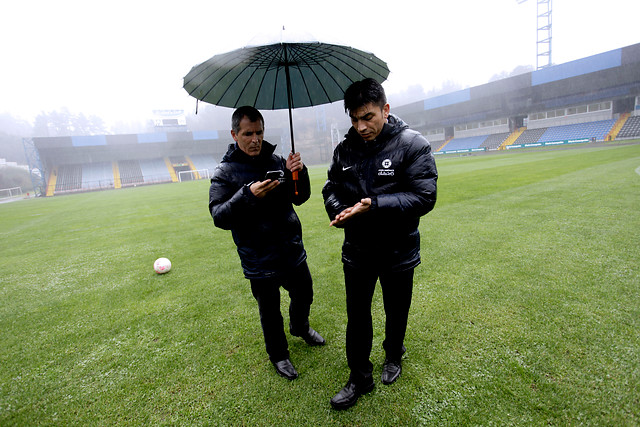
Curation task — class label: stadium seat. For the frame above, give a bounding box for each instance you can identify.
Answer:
[55,165,82,193]
[538,120,616,143]
[514,128,547,145]
[481,132,510,150]
[119,160,143,186]
[444,135,489,151]
[82,162,114,190]
[189,154,218,174]
[617,116,640,138]
[140,158,172,184]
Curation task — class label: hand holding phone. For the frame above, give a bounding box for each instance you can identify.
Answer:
[265,170,285,182]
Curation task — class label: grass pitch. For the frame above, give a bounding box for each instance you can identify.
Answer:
[1,143,639,425]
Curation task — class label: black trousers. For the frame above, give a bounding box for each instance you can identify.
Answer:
[344,263,414,384]
[249,261,314,363]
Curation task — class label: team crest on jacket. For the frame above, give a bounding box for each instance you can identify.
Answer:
[378,158,394,176]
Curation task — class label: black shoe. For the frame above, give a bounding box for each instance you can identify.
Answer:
[382,346,406,385]
[330,378,375,410]
[290,326,326,346]
[272,359,298,380]
[381,359,402,385]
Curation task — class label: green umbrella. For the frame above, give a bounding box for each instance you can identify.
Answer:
[183,40,390,154]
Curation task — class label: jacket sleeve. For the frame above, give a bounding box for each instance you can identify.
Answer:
[209,168,258,230]
[288,164,311,206]
[376,133,438,218]
[322,149,350,225]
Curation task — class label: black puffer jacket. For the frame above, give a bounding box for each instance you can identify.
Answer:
[209,141,311,279]
[322,114,437,272]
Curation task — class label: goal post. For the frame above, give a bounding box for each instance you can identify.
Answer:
[0,186,23,200]
[178,169,210,182]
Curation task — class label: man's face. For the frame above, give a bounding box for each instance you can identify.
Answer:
[349,102,390,142]
[231,117,264,156]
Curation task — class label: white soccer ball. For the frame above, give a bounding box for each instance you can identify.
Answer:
[153,257,172,274]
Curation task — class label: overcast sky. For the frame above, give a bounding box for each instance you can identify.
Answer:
[1,0,637,126]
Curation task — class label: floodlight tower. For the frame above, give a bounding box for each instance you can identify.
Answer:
[518,0,553,69]
[22,138,46,197]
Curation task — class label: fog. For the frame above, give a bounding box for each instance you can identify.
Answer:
[1,0,637,164]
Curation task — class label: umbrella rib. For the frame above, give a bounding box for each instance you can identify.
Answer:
[186,46,281,106]
[251,65,273,109]
[304,45,345,105]
[292,44,390,107]
[185,51,241,95]
[219,49,275,106]
[328,45,389,81]
[232,61,269,108]
[243,44,282,109]
[286,43,341,107]
[185,53,244,104]
[270,47,281,110]
[294,47,354,106]
[288,45,317,107]
[249,45,283,109]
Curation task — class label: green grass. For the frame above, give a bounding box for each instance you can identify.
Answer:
[1,143,639,425]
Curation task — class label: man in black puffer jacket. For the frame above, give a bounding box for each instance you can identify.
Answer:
[209,106,325,381]
[323,79,437,410]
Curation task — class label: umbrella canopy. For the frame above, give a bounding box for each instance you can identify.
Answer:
[183,39,389,194]
[183,42,390,112]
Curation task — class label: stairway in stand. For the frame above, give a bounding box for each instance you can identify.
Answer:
[499,127,526,150]
[605,113,630,141]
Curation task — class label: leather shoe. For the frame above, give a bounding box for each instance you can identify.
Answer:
[272,359,298,380]
[291,326,326,346]
[330,379,375,410]
[381,359,402,385]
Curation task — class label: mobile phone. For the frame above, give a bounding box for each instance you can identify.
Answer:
[265,170,285,182]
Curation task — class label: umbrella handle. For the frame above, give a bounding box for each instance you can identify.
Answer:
[292,170,299,195]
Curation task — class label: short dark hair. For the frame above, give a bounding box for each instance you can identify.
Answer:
[232,106,264,133]
[343,78,387,114]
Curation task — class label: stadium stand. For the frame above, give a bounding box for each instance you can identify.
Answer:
[140,158,172,184]
[55,165,82,193]
[481,132,510,150]
[169,155,186,165]
[443,135,489,151]
[537,119,616,143]
[435,118,627,152]
[617,115,640,138]
[394,43,640,155]
[119,160,143,187]
[429,140,446,151]
[82,162,114,190]
[512,128,548,146]
[605,113,630,140]
[499,128,525,149]
[24,42,640,196]
[189,154,218,175]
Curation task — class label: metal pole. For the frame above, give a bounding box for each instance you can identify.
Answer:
[283,43,296,153]
[282,43,298,194]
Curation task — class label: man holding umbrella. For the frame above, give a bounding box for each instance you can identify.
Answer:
[323,78,438,409]
[209,106,325,381]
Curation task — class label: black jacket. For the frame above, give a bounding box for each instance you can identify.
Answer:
[209,141,311,279]
[322,114,437,271]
